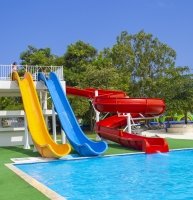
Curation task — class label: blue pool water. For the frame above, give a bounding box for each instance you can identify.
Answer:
[15,150,193,200]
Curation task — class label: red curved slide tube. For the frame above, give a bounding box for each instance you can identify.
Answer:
[66,86,169,153]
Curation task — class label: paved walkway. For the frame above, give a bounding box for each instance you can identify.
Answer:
[141,129,193,140]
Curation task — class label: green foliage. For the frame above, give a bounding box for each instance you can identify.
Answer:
[81,51,122,89]
[20,45,58,65]
[166,72,193,119]
[63,41,97,86]
[64,40,97,69]
[110,30,177,97]
[68,96,90,118]
[0,97,23,110]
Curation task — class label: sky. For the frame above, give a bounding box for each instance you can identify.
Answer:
[0,0,193,68]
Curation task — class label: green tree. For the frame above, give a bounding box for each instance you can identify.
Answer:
[80,50,124,129]
[110,30,176,97]
[63,40,97,86]
[0,97,23,110]
[82,51,122,89]
[20,45,57,65]
[107,30,193,124]
[60,41,98,128]
[160,67,193,124]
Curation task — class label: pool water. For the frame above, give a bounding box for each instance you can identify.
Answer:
[15,150,193,200]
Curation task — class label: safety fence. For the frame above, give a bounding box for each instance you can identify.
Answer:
[0,65,63,81]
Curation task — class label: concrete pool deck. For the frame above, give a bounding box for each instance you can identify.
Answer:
[141,129,193,140]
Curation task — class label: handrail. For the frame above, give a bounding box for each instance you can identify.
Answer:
[0,65,63,81]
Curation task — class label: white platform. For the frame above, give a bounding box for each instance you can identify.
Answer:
[0,127,33,146]
[0,80,66,97]
[0,78,66,147]
[0,110,56,147]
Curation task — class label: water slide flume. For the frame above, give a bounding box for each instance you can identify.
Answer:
[38,72,108,156]
[66,86,169,153]
[95,116,169,153]
[12,72,71,158]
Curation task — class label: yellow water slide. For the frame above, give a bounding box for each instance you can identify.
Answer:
[13,72,71,158]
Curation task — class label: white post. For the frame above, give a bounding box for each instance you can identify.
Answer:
[95,90,101,141]
[61,129,67,144]
[52,103,57,142]
[127,113,132,133]
[42,91,48,125]
[23,113,30,149]
[42,92,47,107]
[33,145,37,152]
[61,80,67,143]
[95,90,100,122]
[39,91,42,105]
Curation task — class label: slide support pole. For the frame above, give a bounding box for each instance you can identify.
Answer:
[23,113,30,149]
[127,113,132,133]
[52,103,57,142]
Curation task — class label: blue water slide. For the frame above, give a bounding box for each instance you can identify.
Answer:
[38,72,108,156]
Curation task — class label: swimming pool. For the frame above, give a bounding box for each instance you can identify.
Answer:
[13,150,193,200]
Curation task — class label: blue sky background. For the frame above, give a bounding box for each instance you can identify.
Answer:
[0,0,192,68]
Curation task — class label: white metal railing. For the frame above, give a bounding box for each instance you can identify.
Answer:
[0,65,13,80]
[0,65,64,81]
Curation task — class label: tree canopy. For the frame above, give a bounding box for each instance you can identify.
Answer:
[20,45,57,65]
[109,30,177,97]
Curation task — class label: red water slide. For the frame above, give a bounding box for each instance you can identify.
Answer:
[66,86,169,154]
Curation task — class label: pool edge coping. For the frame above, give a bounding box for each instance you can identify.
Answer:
[8,147,193,165]
[5,163,66,200]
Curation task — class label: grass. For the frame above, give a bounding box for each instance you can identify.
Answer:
[167,138,193,149]
[1,136,193,200]
[0,147,48,200]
